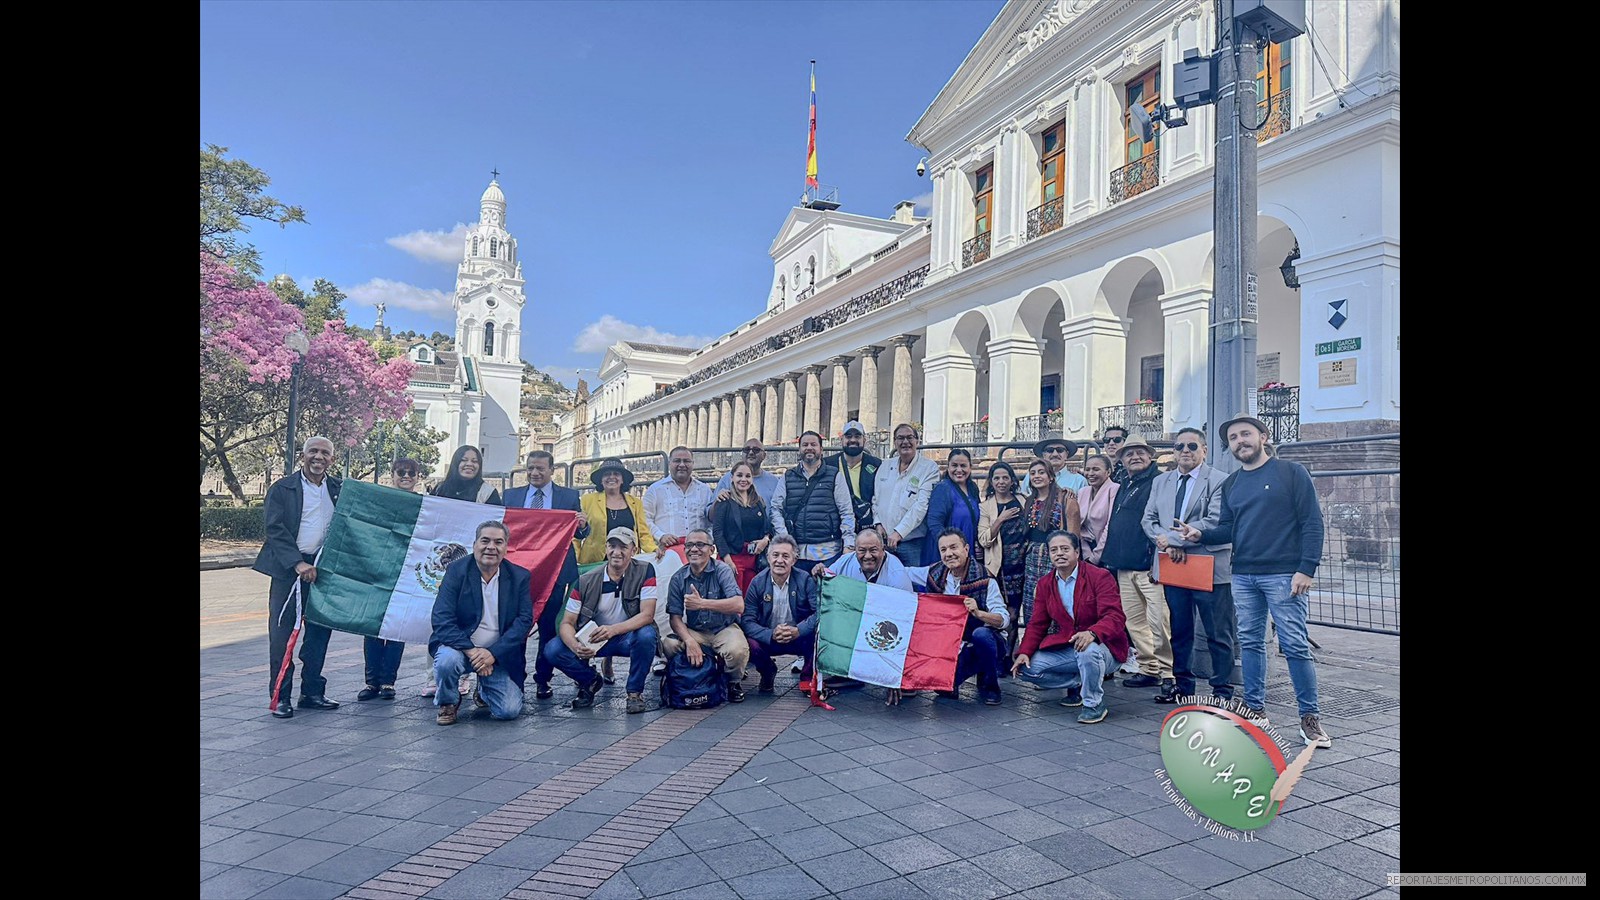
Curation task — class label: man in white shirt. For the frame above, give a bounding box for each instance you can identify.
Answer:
[872,423,941,570]
[644,446,714,555]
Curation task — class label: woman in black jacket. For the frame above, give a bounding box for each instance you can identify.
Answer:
[430,445,502,504]
[712,460,773,593]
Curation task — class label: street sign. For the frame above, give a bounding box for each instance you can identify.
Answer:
[1315,337,1361,355]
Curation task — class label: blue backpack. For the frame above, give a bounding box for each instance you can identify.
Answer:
[660,645,727,710]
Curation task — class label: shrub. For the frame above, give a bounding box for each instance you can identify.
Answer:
[201,506,265,541]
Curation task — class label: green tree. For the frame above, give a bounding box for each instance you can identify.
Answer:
[200,143,306,279]
[345,412,448,481]
[269,275,347,335]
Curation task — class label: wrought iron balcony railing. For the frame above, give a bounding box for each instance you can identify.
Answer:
[1256,89,1292,143]
[1026,196,1064,241]
[1013,412,1062,444]
[1257,385,1299,443]
[1099,401,1163,436]
[953,421,989,445]
[962,231,992,268]
[1109,150,1160,204]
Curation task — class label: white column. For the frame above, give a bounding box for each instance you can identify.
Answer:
[707,400,722,448]
[857,346,882,434]
[688,406,701,448]
[829,355,853,437]
[922,351,977,445]
[803,365,825,436]
[1159,289,1212,433]
[697,403,712,447]
[1060,314,1127,441]
[763,380,781,443]
[731,391,747,445]
[747,387,763,442]
[780,374,801,443]
[889,335,918,429]
[720,395,735,446]
[985,336,1043,443]
[993,124,1024,255]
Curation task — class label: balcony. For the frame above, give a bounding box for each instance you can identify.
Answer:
[1256,89,1292,143]
[1099,401,1163,436]
[961,232,991,269]
[1109,150,1160,204]
[1012,412,1061,444]
[1026,196,1064,241]
[953,420,988,445]
[1258,385,1299,443]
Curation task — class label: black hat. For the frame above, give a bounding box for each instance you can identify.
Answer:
[590,458,635,490]
[1031,431,1079,457]
[1217,412,1271,444]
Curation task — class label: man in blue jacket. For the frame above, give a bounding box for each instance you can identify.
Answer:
[430,520,534,725]
[741,536,818,693]
[503,450,590,699]
[1180,413,1328,749]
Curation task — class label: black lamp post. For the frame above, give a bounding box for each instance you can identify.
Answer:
[283,330,310,472]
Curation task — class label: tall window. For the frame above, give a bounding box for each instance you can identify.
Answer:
[483,321,496,357]
[806,256,816,287]
[1124,67,1161,163]
[1041,121,1065,204]
[973,164,994,235]
[489,237,499,258]
[472,235,480,256]
[1255,41,1291,102]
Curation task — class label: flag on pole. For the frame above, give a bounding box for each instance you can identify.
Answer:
[307,481,579,643]
[805,61,819,189]
[814,576,969,691]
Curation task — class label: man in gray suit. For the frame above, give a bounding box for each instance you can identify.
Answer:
[1143,427,1235,703]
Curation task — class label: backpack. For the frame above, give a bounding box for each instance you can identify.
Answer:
[660,645,727,710]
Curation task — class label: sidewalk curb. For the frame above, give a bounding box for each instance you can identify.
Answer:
[200,553,257,571]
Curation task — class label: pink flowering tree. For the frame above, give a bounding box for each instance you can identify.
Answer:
[297,320,415,452]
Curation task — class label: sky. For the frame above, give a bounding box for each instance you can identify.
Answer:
[200,0,1006,389]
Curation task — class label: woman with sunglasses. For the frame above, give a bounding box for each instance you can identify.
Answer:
[977,461,1028,657]
[921,448,984,566]
[1019,459,1081,626]
[712,460,773,593]
[362,458,423,702]
[430,445,502,504]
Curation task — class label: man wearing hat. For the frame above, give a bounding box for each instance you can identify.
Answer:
[1032,432,1087,493]
[545,526,659,714]
[1098,429,1175,694]
[1179,414,1329,749]
[825,420,881,530]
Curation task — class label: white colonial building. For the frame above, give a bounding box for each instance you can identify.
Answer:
[605,0,1399,454]
[589,342,697,458]
[405,178,528,474]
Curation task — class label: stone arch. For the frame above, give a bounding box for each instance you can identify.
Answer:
[948,308,995,358]
[1093,252,1172,320]
[1256,214,1303,400]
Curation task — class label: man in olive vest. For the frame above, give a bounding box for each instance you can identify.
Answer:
[544,527,660,714]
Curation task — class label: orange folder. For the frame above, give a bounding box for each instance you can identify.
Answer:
[1157,553,1214,591]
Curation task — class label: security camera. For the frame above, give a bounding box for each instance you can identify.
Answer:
[916,156,928,177]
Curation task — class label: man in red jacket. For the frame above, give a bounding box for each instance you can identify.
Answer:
[1012,530,1129,724]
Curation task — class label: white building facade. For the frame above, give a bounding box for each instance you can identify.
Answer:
[608,0,1398,454]
[405,178,529,474]
[589,342,696,459]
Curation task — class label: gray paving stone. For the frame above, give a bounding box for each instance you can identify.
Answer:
[297,845,409,885]
[234,836,348,876]
[797,846,901,892]
[198,865,289,899]
[941,790,1022,819]
[525,808,614,839]
[1325,794,1401,827]
[837,877,935,899]
[357,820,458,855]
[1032,796,1121,828]
[971,844,1074,891]
[427,863,539,899]
[767,824,856,863]
[829,812,916,846]
[883,801,972,832]
[593,872,644,900]
[217,775,303,801]
[477,833,572,871]
[1024,833,1127,874]
[1352,826,1399,859]
[1082,816,1173,856]
[1209,873,1316,900]
[200,794,252,821]
[853,782,931,811]
[250,875,350,899]
[822,766,895,792]
[978,809,1072,842]
[866,834,962,875]
[200,861,230,882]
[1142,844,1252,888]
[300,813,392,845]
[694,837,791,879]
[1193,832,1298,870]
[1280,803,1386,841]
[1017,875,1121,898]
[907,859,1011,899]
[200,824,240,849]
[205,801,305,831]
[625,852,721,896]
[674,817,759,852]
[632,829,694,864]
[654,879,741,899]
[1261,857,1379,900]
[1082,858,1196,897]
[199,830,297,866]
[794,792,875,825]
[725,864,828,899]
[712,785,788,815]
[1255,816,1343,853]
[1307,841,1400,886]
[269,780,351,808]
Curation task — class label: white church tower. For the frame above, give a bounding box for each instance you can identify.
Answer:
[452,174,526,474]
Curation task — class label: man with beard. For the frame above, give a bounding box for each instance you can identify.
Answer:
[824,420,881,530]
[710,439,782,509]
[1179,414,1329,748]
[1099,431,1174,695]
[770,431,856,574]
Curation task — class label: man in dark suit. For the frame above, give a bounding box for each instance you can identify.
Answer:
[430,520,534,725]
[824,420,880,530]
[741,536,818,693]
[503,450,590,699]
[253,436,343,719]
[1012,531,1128,724]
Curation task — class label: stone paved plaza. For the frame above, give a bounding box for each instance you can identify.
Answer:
[201,567,1400,899]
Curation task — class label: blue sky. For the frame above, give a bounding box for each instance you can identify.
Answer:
[201,0,1004,388]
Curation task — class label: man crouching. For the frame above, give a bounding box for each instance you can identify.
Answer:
[430,520,533,725]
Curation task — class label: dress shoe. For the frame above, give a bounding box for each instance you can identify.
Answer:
[571,678,599,709]
[436,703,458,725]
[534,682,554,700]
[378,686,396,700]
[1154,678,1179,704]
[271,702,294,719]
[934,690,960,700]
[1122,674,1159,688]
[727,680,746,703]
[357,686,381,702]
[980,688,1002,706]
[758,672,776,694]
[298,695,341,711]
[473,687,488,709]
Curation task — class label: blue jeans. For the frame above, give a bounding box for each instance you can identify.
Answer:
[1018,642,1114,707]
[434,646,524,719]
[1233,573,1318,716]
[543,624,659,695]
[1165,583,1235,696]
[953,627,1004,693]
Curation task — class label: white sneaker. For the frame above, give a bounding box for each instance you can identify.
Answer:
[790,659,804,673]
[1119,647,1141,675]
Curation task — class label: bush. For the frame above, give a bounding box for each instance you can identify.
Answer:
[201,506,265,541]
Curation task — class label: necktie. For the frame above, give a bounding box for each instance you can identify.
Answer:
[1175,474,1190,521]
[531,487,545,510]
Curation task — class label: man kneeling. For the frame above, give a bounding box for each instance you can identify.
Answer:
[545,527,660,713]
[662,529,751,702]
[742,536,817,693]
[431,520,533,725]
[1012,531,1128,724]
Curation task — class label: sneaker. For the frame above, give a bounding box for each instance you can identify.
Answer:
[626,693,647,714]
[1123,673,1159,688]
[571,678,599,709]
[436,703,458,726]
[1299,715,1332,748]
[727,680,746,703]
[652,660,667,676]
[790,659,804,673]
[1242,706,1270,727]
[1154,678,1179,704]
[1059,687,1083,708]
[980,688,1002,706]
[1119,650,1141,675]
[1077,703,1108,724]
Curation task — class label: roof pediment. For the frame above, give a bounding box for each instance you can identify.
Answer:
[769,208,824,257]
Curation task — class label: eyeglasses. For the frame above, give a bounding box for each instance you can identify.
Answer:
[1044,445,1068,454]
[1173,442,1200,452]
[1104,436,1125,444]
[684,541,713,550]
[393,470,418,477]
[744,448,762,454]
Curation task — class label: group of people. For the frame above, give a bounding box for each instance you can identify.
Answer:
[256,409,1332,749]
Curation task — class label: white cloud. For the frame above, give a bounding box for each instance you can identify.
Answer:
[347,278,454,318]
[571,315,714,354]
[386,223,471,264]
[911,191,935,215]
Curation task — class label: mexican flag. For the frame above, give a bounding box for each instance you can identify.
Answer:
[307,481,580,643]
[815,577,970,691]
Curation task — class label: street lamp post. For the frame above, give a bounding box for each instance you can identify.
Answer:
[284,330,310,473]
